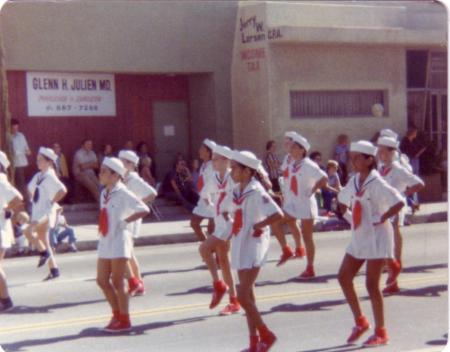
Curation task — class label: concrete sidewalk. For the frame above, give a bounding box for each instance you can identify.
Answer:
[66,202,447,251]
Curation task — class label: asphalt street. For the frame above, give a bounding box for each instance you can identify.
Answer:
[0,222,448,352]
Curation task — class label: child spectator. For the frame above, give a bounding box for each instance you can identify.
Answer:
[13,212,30,255]
[50,207,78,253]
[139,157,156,187]
[322,160,342,215]
[334,134,350,184]
[98,144,114,166]
[190,159,200,192]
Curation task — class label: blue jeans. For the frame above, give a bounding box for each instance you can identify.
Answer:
[50,227,76,247]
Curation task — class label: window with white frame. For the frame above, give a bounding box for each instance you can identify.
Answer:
[290,90,387,118]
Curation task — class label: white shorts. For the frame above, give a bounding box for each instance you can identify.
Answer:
[212,216,232,242]
[0,226,13,250]
[97,230,133,259]
[283,195,318,220]
[230,227,270,270]
[193,201,215,218]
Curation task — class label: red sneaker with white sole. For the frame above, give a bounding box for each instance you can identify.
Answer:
[346,316,370,344]
[210,280,228,309]
[128,279,144,297]
[276,246,294,266]
[299,265,315,279]
[383,282,400,295]
[257,330,277,352]
[104,319,131,333]
[363,328,389,347]
[220,301,241,315]
[295,247,306,258]
[385,260,401,286]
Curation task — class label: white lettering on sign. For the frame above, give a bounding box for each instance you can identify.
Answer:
[26,72,116,117]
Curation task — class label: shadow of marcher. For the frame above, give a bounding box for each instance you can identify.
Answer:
[2,316,206,352]
[394,284,447,298]
[166,285,213,296]
[299,344,365,352]
[5,298,106,315]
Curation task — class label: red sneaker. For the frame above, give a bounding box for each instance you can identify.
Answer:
[295,247,306,259]
[385,260,401,286]
[220,301,241,315]
[363,328,389,347]
[209,280,228,309]
[128,278,144,297]
[104,319,131,333]
[299,265,315,279]
[346,316,370,344]
[257,330,277,352]
[135,280,146,296]
[246,335,259,352]
[104,316,119,331]
[383,282,400,295]
[276,246,294,266]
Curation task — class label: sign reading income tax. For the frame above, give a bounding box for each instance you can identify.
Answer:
[26,72,116,117]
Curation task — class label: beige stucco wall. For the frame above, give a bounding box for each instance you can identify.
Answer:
[0,0,238,146]
[268,44,407,160]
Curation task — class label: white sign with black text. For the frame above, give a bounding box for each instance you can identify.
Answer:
[26,72,116,117]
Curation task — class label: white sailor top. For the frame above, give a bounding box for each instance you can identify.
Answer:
[279,154,294,196]
[97,182,149,259]
[28,168,67,224]
[338,169,404,259]
[283,157,327,219]
[0,173,22,249]
[124,171,157,238]
[193,160,216,218]
[228,178,282,270]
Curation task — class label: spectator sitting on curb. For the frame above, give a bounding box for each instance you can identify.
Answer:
[322,160,342,217]
[50,207,78,253]
[12,211,31,256]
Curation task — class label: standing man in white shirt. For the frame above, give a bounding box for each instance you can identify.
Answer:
[10,119,31,198]
[72,139,100,202]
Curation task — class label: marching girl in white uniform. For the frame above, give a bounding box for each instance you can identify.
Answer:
[229,150,283,352]
[274,134,328,279]
[96,157,149,333]
[271,131,306,266]
[119,150,157,297]
[0,151,23,312]
[190,139,216,241]
[198,144,240,316]
[25,147,67,280]
[337,141,404,347]
[376,136,425,294]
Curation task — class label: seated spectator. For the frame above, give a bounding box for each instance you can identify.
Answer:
[12,211,30,256]
[124,140,134,150]
[140,156,156,187]
[162,160,199,211]
[72,139,100,202]
[333,134,349,184]
[190,159,200,193]
[53,142,73,204]
[322,160,342,215]
[98,144,114,166]
[50,207,77,253]
[136,141,156,177]
[264,140,281,193]
[310,151,325,170]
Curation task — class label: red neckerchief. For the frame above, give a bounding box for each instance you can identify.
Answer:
[289,159,303,196]
[98,187,118,237]
[216,172,229,215]
[231,185,254,236]
[282,155,293,179]
[197,160,210,192]
[380,165,392,177]
[352,174,376,230]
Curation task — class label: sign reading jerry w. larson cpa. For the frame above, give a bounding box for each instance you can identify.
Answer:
[26,72,116,117]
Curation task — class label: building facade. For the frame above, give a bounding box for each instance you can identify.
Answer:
[0,0,447,183]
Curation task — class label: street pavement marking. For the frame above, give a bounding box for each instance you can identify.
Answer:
[0,273,446,336]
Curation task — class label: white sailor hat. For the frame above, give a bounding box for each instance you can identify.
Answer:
[377,136,399,149]
[203,139,217,151]
[350,140,378,157]
[38,147,58,162]
[380,129,398,141]
[118,150,139,165]
[291,133,311,152]
[0,151,10,170]
[231,150,261,171]
[284,131,298,139]
[102,157,126,178]
[213,144,233,159]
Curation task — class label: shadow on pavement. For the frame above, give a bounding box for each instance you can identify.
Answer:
[394,284,447,298]
[2,316,206,351]
[166,285,213,296]
[300,344,364,352]
[5,299,106,314]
